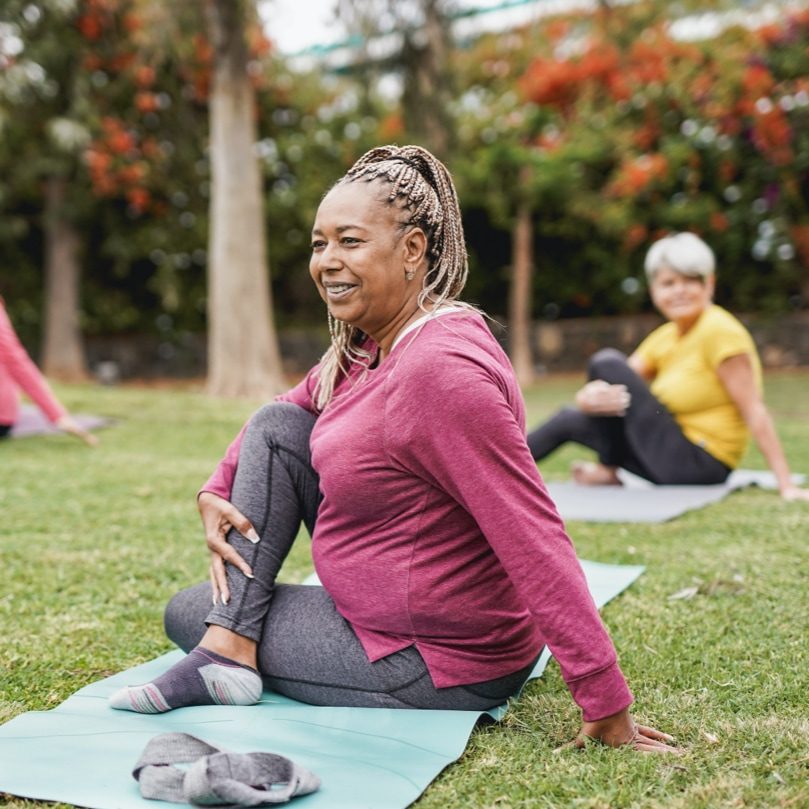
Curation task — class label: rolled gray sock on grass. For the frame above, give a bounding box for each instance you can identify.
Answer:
[109,647,262,713]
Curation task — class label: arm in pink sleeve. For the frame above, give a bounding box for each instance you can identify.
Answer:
[0,302,67,424]
[275,364,321,414]
[389,352,633,722]
[199,364,322,501]
[199,423,247,500]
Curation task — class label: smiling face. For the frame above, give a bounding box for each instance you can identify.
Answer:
[309,181,427,350]
[649,266,715,333]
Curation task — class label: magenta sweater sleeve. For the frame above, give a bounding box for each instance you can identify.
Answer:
[387,348,633,721]
[199,365,322,500]
[199,423,248,500]
[0,301,66,424]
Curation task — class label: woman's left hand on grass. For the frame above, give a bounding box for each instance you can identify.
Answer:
[576,707,679,754]
[56,414,99,446]
[780,484,809,502]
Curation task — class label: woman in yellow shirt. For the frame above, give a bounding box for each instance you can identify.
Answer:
[527,232,808,501]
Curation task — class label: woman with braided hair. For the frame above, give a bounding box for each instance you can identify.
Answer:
[111,145,675,753]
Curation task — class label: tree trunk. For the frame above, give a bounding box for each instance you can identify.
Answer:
[204,0,284,398]
[508,186,535,387]
[42,175,88,381]
[401,0,454,159]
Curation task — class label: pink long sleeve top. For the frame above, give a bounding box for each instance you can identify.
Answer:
[203,312,632,721]
[0,299,66,426]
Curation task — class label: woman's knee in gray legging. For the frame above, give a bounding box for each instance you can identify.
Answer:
[164,583,210,653]
[588,348,629,383]
[247,402,316,453]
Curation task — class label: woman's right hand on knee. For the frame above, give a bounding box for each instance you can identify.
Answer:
[197,492,260,605]
[575,380,631,416]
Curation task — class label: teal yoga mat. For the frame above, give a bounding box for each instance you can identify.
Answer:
[0,559,643,809]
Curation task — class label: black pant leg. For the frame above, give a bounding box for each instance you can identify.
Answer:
[527,349,730,484]
[587,349,730,484]
[527,406,626,466]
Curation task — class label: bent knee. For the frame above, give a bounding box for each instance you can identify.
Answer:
[251,401,315,428]
[163,584,209,652]
[248,402,316,442]
[163,589,190,647]
[588,348,628,381]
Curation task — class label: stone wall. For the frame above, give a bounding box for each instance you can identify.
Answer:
[82,311,809,382]
[524,311,809,373]
[84,327,331,382]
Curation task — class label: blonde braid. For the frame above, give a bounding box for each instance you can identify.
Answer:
[313,313,373,410]
[313,145,470,411]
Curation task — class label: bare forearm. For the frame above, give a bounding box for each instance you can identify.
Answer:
[717,354,806,500]
[747,405,793,493]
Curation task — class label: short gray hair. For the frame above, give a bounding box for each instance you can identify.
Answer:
[644,232,715,282]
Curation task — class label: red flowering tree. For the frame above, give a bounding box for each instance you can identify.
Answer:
[456,1,809,328]
[0,0,119,378]
[0,0,209,377]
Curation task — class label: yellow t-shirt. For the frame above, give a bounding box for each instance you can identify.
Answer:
[634,305,762,468]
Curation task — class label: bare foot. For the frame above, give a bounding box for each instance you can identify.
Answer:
[571,461,622,486]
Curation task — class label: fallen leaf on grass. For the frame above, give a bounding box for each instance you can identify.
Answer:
[772,771,786,785]
[668,577,746,600]
[702,578,746,596]
[702,731,719,744]
[668,586,699,600]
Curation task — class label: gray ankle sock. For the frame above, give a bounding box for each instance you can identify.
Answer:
[109,647,262,713]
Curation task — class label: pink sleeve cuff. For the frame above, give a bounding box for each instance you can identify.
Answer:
[567,660,634,722]
[197,483,231,502]
[198,422,247,502]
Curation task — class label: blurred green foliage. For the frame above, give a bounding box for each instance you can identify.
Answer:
[1,0,807,351]
[451,0,809,318]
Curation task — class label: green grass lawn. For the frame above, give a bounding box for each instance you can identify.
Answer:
[1,371,808,808]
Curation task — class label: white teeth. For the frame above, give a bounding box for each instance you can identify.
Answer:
[326,284,353,293]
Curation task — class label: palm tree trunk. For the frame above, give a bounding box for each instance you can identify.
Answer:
[401,0,454,159]
[42,175,88,381]
[205,0,284,398]
[508,185,535,387]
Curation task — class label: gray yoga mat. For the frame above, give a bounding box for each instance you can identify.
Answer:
[544,469,804,523]
[9,404,112,438]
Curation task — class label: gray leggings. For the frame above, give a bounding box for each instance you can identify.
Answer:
[165,403,537,710]
[526,349,731,485]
